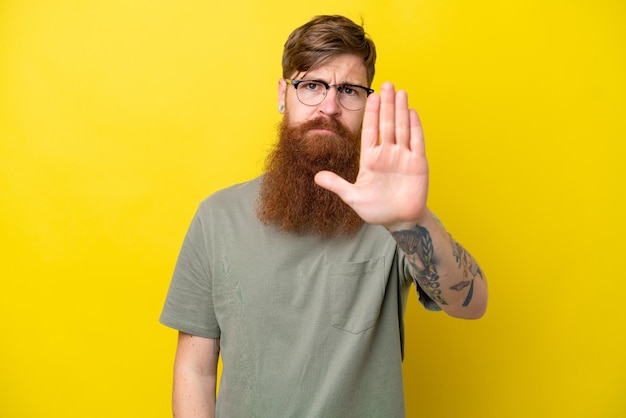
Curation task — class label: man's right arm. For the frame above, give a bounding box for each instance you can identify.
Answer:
[172,332,220,418]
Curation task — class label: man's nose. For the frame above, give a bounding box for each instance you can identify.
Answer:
[318,87,341,116]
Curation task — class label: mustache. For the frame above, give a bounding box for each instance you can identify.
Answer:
[297,116,353,137]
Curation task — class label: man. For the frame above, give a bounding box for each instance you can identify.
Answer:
[160,15,487,417]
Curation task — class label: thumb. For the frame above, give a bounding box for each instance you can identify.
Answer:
[314,170,352,199]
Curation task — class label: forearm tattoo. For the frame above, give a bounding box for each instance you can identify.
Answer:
[392,225,448,305]
[450,236,484,306]
[393,225,485,307]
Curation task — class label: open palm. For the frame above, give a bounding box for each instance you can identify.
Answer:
[315,82,430,231]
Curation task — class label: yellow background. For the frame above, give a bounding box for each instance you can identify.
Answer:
[1,0,624,417]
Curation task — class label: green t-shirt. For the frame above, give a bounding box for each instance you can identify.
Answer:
[160,177,438,417]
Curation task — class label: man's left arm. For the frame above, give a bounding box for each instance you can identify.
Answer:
[315,81,487,319]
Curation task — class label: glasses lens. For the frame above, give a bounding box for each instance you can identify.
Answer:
[338,86,367,111]
[296,81,326,106]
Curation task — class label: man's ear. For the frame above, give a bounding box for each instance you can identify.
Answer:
[277,78,287,113]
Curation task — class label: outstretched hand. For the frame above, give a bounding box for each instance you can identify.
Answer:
[314,82,430,231]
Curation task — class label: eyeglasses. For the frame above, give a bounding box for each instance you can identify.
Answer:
[286,79,374,111]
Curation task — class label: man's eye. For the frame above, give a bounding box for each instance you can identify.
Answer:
[305,82,322,91]
[341,86,358,96]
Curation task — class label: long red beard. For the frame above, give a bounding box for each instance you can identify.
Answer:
[257,114,363,238]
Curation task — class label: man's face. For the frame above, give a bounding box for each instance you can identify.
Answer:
[278,53,369,136]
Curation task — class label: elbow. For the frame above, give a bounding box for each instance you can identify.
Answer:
[460,303,487,320]
[448,304,487,320]
[446,291,488,320]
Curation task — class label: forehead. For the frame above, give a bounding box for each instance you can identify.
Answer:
[297,54,368,85]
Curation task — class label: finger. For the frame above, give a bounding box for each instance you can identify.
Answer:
[379,82,396,144]
[409,109,425,154]
[395,89,410,149]
[361,92,380,150]
[314,170,353,202]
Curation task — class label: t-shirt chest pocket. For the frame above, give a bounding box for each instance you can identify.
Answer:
[329,257,386,334]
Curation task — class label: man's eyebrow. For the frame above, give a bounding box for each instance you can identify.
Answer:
[341,81,368,87]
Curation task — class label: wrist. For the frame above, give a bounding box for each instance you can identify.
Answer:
[385,209,433,233]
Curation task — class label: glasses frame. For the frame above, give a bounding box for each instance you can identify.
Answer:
[285,78,374,111]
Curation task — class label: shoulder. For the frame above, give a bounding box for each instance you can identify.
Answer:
[198,176,261,212]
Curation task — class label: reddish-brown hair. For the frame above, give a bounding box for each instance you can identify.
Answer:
[282,15,377,86]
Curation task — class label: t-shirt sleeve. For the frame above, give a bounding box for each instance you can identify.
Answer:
[159,208,221,338]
